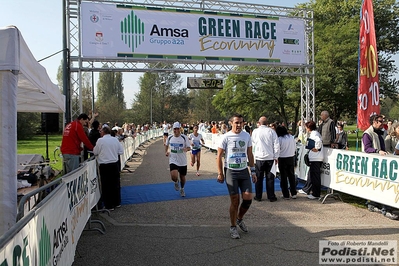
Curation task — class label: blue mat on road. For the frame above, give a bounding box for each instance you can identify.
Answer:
[121,178,305,205]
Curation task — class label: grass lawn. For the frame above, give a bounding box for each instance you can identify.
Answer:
[17,135,63,173]
[345,124,363,151]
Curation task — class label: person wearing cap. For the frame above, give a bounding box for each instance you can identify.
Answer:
[216,113,257,239]
[61,113,95,174]
[165,121,191,197]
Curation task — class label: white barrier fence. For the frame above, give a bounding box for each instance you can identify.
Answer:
[0,129,163,266]
[2,129,398,265]
[202,132,399,209]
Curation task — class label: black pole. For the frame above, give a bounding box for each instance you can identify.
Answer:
[63,0,71,123]
[44,113,50,162]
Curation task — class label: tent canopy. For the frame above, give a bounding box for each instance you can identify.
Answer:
[0,26,65,113]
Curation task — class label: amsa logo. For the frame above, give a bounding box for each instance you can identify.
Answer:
[121,10,145,52]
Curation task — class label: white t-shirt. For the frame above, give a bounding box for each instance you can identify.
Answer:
[189,133,203,151]
[219,130,252,170]
[166,134,191,166]
[163,123,170,133]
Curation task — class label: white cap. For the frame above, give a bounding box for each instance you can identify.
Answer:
[173,122,181,128]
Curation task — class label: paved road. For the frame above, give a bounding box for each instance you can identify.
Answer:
[73,137,399,266]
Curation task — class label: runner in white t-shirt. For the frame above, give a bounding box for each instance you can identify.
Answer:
[216,113,257,239]
[165,122,191,197]
[162,121,171,145]
[188,125,205,176]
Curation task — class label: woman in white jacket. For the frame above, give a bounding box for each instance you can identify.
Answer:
[299,121,324,199]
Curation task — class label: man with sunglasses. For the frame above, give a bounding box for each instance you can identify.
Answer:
[165,122,191,197]
[362,114,398,220]
[362,114,387,155]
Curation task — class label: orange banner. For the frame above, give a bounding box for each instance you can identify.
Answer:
[357,0,380,131]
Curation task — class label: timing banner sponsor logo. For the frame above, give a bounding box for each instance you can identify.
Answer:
[81,2,306,64]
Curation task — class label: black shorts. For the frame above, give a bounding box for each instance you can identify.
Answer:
[163,133,169,137]
[170,164,187,176]
[225,168,252,195]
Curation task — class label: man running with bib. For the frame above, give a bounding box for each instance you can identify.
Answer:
[165,122,191,197]
[216,113,257,239]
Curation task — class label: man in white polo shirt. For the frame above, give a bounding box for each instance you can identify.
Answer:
[93,125,124,210]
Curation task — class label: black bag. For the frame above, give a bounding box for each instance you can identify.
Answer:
[304,152,311,167]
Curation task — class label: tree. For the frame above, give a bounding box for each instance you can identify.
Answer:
[96,66,125,124]
[131,64,185,125]
[81,72,93,115]
[305,0,399,121]
[213,72,301,127]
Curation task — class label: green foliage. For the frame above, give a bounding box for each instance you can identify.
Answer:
[213,72,301,125]
[131,64,193,124]
[17,113,42,140]
[306,0,399,120]
[96,67,126,124]
[189,88,222,122]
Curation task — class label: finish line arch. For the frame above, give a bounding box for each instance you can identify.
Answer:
[66,0,314,123]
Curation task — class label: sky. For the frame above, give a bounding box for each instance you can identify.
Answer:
[2,0,395,107]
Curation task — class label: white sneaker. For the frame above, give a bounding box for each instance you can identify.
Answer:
[174,181,180,191]
[298,189,307,194]
[180,188,185,197]
[230,226,240,239]
[307,194,319,200]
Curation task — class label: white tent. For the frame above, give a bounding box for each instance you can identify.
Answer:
[0,26,65,236]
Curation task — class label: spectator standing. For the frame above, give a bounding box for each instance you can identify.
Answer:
[384,122,399,154]
[165,122,191,197]
[318,111,336,148]
[251,116,280,202]
[188,125,205,176]
[211,121,218,134]
[275,125,297,199]
[88,120,101,153]
[363,114,398,220]
[93,126,124,211]
[335,123,348,150]
[298,121,324,200]
[216,113,257,239]
[60,113,94,174]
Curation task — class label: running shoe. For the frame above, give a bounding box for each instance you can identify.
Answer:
[180,188,185,197]
[307,194,319,200]
[236,219,248,233]
[367,204,381,213]
[230,226,240,239]
[298,189,307,194]
[174,181,180,191]
[196,172,200,176]
[384,212,399,220]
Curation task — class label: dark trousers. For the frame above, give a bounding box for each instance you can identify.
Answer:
[255,160,275,200]
[302,161,322,197]
[99,162,120,209]
[279,156,297,198]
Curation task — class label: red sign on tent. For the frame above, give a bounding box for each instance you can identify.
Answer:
[357,0,380,131]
